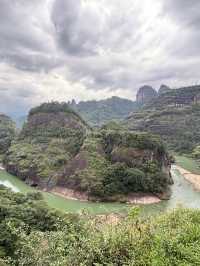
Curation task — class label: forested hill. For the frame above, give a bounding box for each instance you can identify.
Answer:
[125,85,200,153]
[68,96,140,126]
[4,102,172,201]
[0,114,15,156]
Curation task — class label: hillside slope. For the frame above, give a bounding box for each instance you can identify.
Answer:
[59,130,172,201]
[125,85,200,152]
[69,96,140,126]
[4,102,90,187]
[0,114,15,155]
[4,102,172,201]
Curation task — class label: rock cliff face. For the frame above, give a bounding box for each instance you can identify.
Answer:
[158,85,171,95]
[0,114,15,155]
[148,85,200,108]
[58,131,172,201]
[5,102,90,187]
[136,86,157,104]
[4,102,172,201]
[125,85,200,153]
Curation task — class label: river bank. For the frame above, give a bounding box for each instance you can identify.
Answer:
[2,164,200,214]
[176,165,200,191]
[50,186,161,204]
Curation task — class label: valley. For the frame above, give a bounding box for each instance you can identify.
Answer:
[2,1,200,263]
[1,156,200,216]
[1,88,200,265]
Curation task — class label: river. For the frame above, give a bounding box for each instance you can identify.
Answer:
[1,165,200,215]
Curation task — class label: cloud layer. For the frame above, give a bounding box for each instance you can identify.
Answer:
[0,0,200,116]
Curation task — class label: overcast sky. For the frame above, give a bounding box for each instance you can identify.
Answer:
[0,0,200,116]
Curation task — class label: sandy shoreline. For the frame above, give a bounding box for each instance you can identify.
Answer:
[175,165,200,191]
[50,187,161,205]
[50,187,89,202]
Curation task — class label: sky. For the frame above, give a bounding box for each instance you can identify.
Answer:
[0,0,200,117]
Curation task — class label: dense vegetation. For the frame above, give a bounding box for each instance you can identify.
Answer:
[29,102,88,126]
[4,102,89,187]
[69,96,140,126]
[0,186,83,265]
[126,85,200,153]
[63,130,172,200]
[1,186,200,265]
[3,102,172,201]
[0,114,15,156]
[192,145,200,159]
[136,85,157,104]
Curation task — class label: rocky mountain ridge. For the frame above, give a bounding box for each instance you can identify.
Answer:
[125,85,200,152]
[68,96,140,126]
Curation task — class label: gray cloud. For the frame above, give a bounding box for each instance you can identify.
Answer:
[163,0,200,58]
[52,0,96,56]
[0,0,200,117]
[0,0,60,72]
[164,0,200,28]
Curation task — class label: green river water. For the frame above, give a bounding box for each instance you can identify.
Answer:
[1,160,200,215]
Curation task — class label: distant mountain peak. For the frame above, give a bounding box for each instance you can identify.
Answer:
[136,85,157,104]
[158,84,171,95]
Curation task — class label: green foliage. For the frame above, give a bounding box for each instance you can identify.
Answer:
[102,130,165,155]
[5,141,70,181]
[66,130,171,199]
[126,105,200,153]
[1,188,200,265]
[5,102,171,200]
[66,208,200,266]
[128,206,141,220]
[0,114,15,154]
[29,101,87,125]
[125,86,200,154]
[5,102,89,186]
[101,121,126,131]
[70,96,140,126]
[0,186,83,263]
[192,145,200,159]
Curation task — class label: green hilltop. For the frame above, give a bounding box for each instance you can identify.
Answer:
[68,96,140,126]
[3,102,172,201]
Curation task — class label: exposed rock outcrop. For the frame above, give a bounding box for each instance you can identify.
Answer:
[4,102,172,202]
[125,85,200,153]
[5,102,90,188]
[136,85,157,104]
[158,84,171,95]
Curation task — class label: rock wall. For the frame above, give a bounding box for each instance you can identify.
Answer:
[136,85,157,104]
